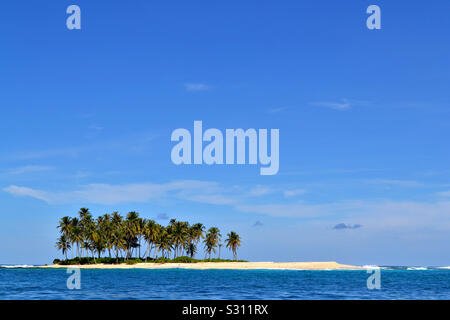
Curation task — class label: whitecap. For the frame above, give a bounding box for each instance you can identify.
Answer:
[362,265,380,269]
[0,265,34,268]
[406,267,428,270]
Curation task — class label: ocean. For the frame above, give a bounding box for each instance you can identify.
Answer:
[1,266,450,300]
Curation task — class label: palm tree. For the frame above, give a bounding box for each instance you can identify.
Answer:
[78,208,93,257]
[125,211,139,259]
[57,216,72,259]
[56,235,71,260]
[204,227,221,259]
[111,227,126,263]
[101,214,113,257]
[171,221,189,258]
[186,243,197,258]
[135,217,145,258]
[203,236,214,259]
[155,227,172,259]
[110,212,124,260]
[57,216,72,236]
[70,219,82,258]
[188,223,204,258]
[143,220,159,261]
[225,231,241,260]
[78,207,91,222]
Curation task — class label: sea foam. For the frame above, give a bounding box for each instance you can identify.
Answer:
[0,265,34,268]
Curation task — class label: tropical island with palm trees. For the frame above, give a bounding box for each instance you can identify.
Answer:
[54,208,242,264]
[47,208,360,270]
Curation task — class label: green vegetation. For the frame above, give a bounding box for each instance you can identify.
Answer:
[53,256,247,265]
[55,208,242,264]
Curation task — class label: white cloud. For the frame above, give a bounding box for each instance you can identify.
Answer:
[283,189,306,197]
[437,190,450,197]
[2,180,236,206]
[310,99,351,111]
[365,179,424,188]
[236,199,450,231]
[249,185,273,197]
[235,202,345,218]
[3,185,50,202]
[2,133,159,161]
[6,180,450,233]
[7,165,53,175]
[7,147,84,161]
[184,83,210,92]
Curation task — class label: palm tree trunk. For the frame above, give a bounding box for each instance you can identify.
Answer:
[138,238,141,259]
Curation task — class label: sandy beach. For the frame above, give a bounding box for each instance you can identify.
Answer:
[39,261,361,270]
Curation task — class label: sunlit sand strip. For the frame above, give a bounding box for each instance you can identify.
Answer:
[39,261,362,270]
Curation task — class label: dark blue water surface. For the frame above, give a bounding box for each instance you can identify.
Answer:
[1,267,450,300]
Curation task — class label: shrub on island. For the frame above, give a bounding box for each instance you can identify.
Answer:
[52,256,247,265]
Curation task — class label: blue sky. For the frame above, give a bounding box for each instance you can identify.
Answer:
[1,1,450,265]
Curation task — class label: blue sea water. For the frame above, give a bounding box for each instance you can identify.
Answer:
[1,267,450,300]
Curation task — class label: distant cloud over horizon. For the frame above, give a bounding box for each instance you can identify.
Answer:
[333,223,362,230]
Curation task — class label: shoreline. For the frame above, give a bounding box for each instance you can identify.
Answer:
[37,261,362,270]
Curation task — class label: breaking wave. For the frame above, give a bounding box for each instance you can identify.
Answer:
[0,265,34,269]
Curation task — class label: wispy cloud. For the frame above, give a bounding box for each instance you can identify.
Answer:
[333,223,362,230]
[235,203,337,218]
[437,190,450,197]
[7,165,53,175]
[249,185,273,197]
[282,168,381,176]
[236,199,450,232]
[366,179,424,188]
[6,147,85,161]
[266,107,287,114]
[2,132,159,161]
[184,83,211,92]
[89,124,104,132]
[3,185,50,202]
[283,189,306,197]
[6,180,450,233]
[310,99,351,111]
[2,180,236,206]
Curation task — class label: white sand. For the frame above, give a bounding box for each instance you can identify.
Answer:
[39,261,361,270]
